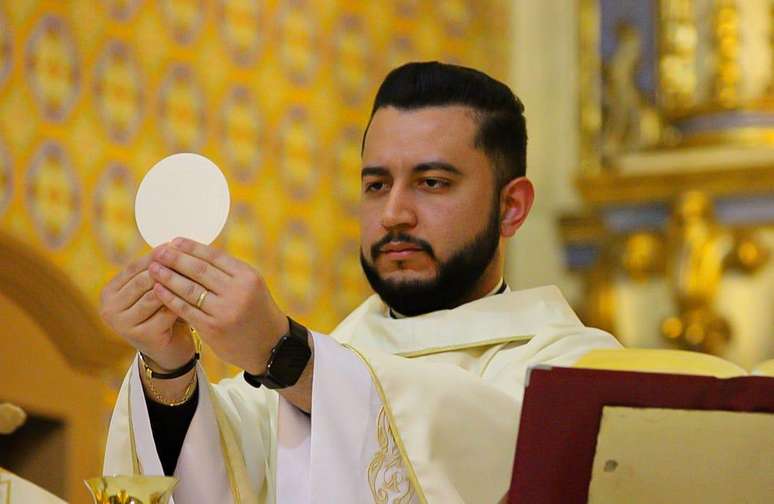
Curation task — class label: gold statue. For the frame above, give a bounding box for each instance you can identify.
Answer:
[602,23,664,160]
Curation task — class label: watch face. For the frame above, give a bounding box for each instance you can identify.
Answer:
[267,334,312,387]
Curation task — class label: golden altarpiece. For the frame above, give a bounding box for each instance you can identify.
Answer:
[562,0,774,369]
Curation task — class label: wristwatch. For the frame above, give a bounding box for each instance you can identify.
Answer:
[243,317,311,389]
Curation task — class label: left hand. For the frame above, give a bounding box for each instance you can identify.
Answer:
[148,237,289,374]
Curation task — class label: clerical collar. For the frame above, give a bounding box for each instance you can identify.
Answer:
[388,278,509,319]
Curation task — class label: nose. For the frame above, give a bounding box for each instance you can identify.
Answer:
[381,185,417,231]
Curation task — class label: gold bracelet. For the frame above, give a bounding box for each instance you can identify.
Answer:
[144,369,198,407]
[142,325,202,406]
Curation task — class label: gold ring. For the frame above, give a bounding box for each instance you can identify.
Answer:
[195,289,209,309]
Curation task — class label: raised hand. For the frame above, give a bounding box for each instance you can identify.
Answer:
[99,251,195,370]
[148,238,290,374]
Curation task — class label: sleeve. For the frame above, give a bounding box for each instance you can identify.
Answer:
[104,356,235,504]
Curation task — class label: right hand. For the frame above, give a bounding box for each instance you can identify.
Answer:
[100,252,195,370]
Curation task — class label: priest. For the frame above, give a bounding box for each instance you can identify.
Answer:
[100,62,620,503]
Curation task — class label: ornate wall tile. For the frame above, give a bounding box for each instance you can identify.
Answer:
[277,106,318,200]
[93,162,140,265]
[0,138,11,218]
[25,141,81,249]
[219,85,263,183]
[158,63,206,152]
[0,9,12,89]
[159,0,206,45]
[25,15,81,123]
[277,0,320,85]
[217,0,264,67]
[94,40,145,145]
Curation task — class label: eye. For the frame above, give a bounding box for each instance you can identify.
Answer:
[420,178,450,190]
[364,181,388,193]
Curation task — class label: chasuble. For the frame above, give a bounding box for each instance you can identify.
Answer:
[104,286,620,503]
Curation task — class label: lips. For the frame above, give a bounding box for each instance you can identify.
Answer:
[381,243,422,253]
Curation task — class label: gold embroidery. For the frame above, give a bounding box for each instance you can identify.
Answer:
[368,407,416,504]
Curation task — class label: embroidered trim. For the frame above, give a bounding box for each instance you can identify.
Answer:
[208,382,244,504]
[368,407,416,504]
[343,344,429,504]
[127,379,142,475]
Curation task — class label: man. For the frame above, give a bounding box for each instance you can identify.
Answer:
[101,62,619,503]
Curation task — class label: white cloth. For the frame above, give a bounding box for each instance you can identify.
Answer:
[0,468,66,504]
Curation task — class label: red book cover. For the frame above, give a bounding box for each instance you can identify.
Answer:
[508,366,774,503]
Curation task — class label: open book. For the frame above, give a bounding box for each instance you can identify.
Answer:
[573,347,774,378]
[508,349,774,504]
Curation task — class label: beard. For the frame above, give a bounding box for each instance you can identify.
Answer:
[360,199,501,317]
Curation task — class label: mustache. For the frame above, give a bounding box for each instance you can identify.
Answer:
[370,232,435,260]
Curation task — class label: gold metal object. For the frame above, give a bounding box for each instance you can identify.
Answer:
[659,191,770,354]
[658,0,698,114]
[84,475,177,504]
[712,0,740,107]
[560,192,770,354]
[195,289,209,309]
[621,232,665,282]
[139,324,201,406]
[144,371,197,407]
[189,326,203,354]
[577,166,774,205]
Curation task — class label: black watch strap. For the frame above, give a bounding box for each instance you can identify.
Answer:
[140,352,200,380]
[244,317,311,390]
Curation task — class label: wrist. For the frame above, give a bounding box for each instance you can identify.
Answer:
[245,315,290,375]
[243,317,311,390]
[142,367,197,406]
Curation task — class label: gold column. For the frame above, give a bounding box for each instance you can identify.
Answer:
[712,0,740,107]
[658,0,698,113]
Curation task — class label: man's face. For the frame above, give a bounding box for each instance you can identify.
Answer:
[359,105,502,315]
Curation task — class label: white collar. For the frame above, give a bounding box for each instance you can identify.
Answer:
[332,285,582,356]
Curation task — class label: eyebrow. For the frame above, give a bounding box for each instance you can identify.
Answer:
[361,162,463,179]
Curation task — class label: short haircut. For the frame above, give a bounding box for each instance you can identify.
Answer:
[363,61,527,190]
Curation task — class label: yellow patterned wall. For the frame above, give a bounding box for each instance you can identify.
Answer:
[0,0,511,338]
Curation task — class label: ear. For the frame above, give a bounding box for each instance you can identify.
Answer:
[499,177,534,238]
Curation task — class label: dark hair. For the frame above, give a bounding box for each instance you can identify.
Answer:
[363,61,527,190]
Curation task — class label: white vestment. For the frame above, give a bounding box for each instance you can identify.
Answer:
[0,468,66,504]
[104,286,620,503]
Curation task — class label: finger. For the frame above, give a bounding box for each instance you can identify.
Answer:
[120,290,164,327]
[153,246,231,295]
[149,262,220,314]
[154,282,214,330]
[106,253,155,293]
[171,237,243,276]
[134,306,179,344]
[115,270,155,311]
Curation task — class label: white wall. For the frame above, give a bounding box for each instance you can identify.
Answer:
[504,0,583,302]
